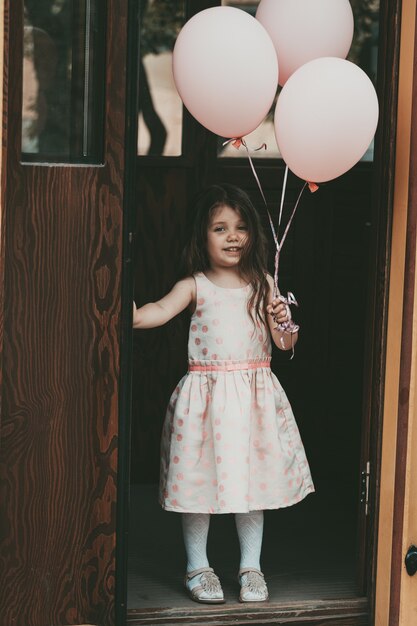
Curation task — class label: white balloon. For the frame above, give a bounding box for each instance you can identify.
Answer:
[256,0,354,85]
[173,7,278,138]
[275,58,379,182]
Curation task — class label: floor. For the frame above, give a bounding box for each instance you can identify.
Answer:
[127,480,361,609]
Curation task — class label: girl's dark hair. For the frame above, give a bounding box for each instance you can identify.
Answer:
[184,184,269,327]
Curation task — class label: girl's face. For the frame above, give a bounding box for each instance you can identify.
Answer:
[206,204,249,270]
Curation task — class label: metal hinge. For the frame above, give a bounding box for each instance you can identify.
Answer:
[360,461,371,516]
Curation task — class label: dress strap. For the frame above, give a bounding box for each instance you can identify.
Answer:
[192,272,205,295]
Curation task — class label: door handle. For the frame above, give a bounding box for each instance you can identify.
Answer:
[405,545,417,576]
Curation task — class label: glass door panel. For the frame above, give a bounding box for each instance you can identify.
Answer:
[22,0,106,163]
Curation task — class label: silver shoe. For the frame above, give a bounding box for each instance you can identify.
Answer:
[238,568,269,602]
[185,566,225,604]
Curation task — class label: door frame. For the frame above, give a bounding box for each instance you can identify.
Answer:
[375,0,417,624]
[117,1,403,625]
[116,0,140,624]
[362,0,403,619]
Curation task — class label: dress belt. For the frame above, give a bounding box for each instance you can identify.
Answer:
[188,360,271,372]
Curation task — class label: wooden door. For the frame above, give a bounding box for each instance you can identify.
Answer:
[0,1,131,625]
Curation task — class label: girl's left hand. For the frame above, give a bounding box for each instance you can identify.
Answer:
[266,299,291,324]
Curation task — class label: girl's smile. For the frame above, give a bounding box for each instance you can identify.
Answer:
[207,205,248,268]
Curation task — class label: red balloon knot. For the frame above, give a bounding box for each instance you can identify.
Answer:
[307,181,319,193]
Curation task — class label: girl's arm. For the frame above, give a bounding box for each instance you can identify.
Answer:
[265,275,298,351]
[133,277,195,329]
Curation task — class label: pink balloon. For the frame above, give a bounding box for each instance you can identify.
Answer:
[274,58,379,183]
[256,0,354,86]
[173,7,278,138]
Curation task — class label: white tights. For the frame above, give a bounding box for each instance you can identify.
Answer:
[182,511,264,572]
[235,510,264,571]
[182,513,210,572]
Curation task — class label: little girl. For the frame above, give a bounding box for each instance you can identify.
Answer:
[133,184,314,604]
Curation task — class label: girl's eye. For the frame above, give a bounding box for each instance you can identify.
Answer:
[214,226,225,232]
[238,225,248,231]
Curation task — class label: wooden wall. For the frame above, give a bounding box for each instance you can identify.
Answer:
[0,2,128,625]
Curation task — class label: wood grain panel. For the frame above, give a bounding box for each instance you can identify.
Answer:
[0,1,128,625]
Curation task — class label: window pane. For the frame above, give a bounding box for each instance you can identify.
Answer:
[137,0,185,157]
[219,0,379,162]
[348,0,380,162]
[22,0,105,163]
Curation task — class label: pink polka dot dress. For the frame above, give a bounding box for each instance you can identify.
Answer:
[159,272,314,513]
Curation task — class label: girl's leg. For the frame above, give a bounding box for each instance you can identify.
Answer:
[182,513,224,603]
[235,510,264,570]
[182,513,210,572]
[235,511,269,602]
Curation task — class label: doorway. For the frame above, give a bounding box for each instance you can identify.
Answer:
[126,0,396,624]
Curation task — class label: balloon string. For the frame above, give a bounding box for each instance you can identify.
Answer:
[278,165,289,229]
[279,183,307,250]
[222,137,316,300]
[274,182,307,298]
[223,136,279,258]
[275,165,289,296]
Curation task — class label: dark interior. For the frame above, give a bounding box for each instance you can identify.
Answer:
[129,167,373,608]
[128,0,379,612]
